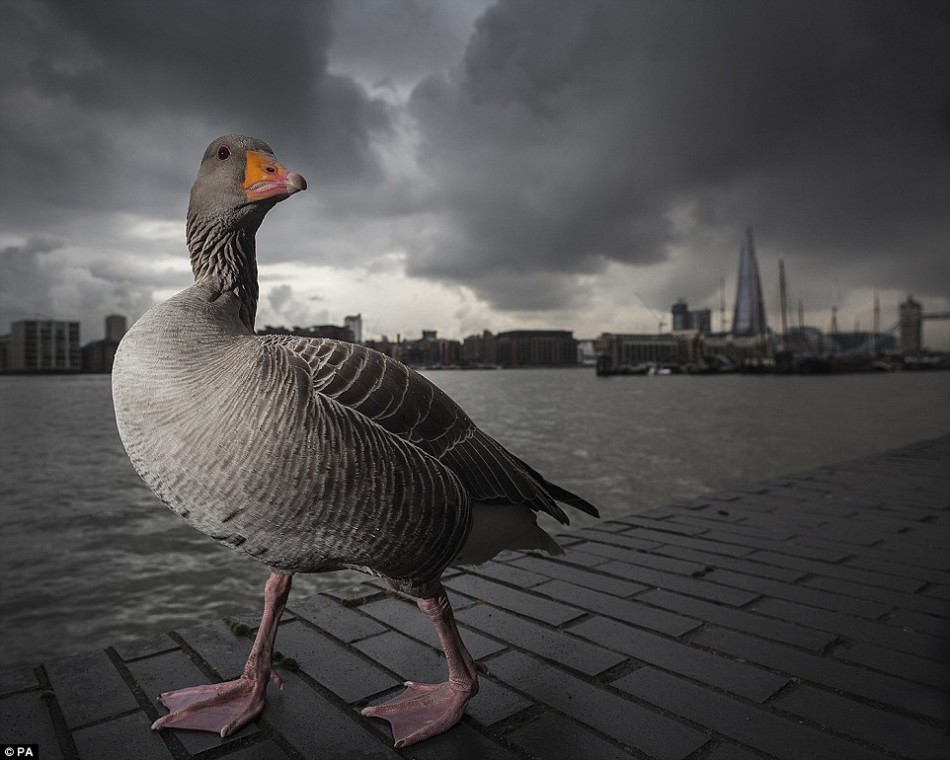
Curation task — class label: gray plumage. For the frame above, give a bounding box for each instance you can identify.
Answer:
[112,134,596,600]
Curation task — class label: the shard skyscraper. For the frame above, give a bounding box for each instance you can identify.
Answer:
[731,227,767,337]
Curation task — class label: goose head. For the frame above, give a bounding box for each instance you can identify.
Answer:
[187,134,307,236]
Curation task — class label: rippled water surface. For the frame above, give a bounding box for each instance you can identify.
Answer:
[1,370,948,666]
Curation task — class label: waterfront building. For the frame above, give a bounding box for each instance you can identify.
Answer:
[82,340,118,373]
[363,337,391,358]
[495,330,577,368]
[596,332,679,369]
[899,295,922,353]
[731,227,767,337]
[403,330,461,367]
[463,330,498,367]
[8,319,81,372]
[699,331,772,368]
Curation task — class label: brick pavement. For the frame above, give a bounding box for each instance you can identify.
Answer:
[2,435,948,759]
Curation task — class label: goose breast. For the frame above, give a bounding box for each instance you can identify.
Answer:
[113,284,470,593]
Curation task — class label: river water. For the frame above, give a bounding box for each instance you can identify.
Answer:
[1,369,948,667]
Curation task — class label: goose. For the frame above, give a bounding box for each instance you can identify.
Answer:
[112,134,597,748]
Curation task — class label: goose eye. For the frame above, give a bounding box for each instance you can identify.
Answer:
[217,146,231,160]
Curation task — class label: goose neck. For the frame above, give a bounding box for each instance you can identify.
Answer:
[187,214,259,331]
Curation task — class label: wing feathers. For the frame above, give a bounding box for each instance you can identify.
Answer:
[261,335,594,522]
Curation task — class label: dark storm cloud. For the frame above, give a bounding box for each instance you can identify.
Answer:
[2,238,63,307]
[406,0,949,311]
[328,0,488,89]
[1,238,158,329]
[0,0,390,222]
[1,0,946,339]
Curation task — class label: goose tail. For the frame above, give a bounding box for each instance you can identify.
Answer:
[515,455,600,520]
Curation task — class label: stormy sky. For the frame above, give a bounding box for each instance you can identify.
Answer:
[1,0,948,346]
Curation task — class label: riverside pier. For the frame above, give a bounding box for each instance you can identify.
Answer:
[2,436,949,759]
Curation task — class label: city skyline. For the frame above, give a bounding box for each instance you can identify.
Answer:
[6,285,946,353]
[1,2,948,346]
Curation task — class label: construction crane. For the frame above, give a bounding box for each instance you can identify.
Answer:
[635,292,666,333]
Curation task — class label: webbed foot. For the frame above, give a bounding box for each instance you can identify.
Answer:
[361,676,480,748]
[152,670,281,737]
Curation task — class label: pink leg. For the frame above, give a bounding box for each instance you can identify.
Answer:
[362,583,487,748]
[152,570,292,738]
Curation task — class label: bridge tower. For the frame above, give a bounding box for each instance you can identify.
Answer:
[899,295,923,353]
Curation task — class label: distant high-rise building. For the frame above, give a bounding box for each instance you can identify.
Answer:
[344,314,363,344]
[693,309,712,334]
[671,300,690,331]
[82,314,128,373]
[9,319,81,371]
[731,227,767,337]
[671,299,712,334]
[899,295,923,353]
[105,314,127,343]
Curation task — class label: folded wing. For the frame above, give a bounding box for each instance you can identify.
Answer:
[259,336,598,524]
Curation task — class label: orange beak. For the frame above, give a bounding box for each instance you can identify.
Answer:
[242,150,307,201]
